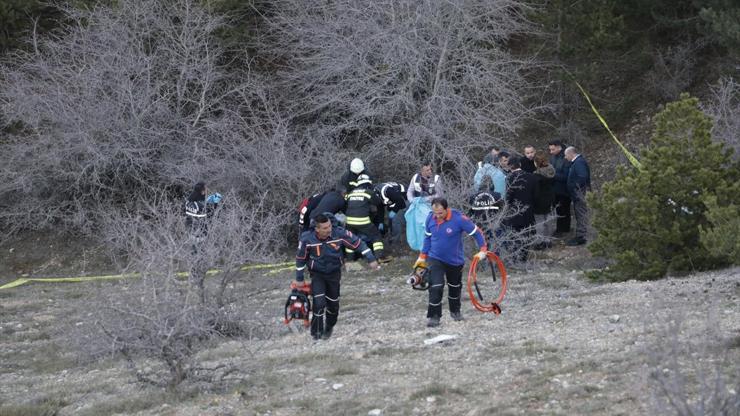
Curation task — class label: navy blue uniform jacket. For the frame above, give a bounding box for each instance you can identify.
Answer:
[295,226,375,281]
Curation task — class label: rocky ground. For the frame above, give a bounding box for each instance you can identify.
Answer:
[1,242,739,416]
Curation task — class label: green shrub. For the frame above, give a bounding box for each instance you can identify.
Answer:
[589,94,740,280]
[699,193,740,263]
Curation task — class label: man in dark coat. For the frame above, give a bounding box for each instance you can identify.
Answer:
[565,146,591,246]
[521,145,537,173]
[502,157,538,261]
[548,140,572,236]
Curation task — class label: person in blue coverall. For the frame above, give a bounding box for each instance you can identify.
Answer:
[414,198,488,328]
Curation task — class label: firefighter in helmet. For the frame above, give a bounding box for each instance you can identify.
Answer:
[344,174,390,263]
[338,158,371,193]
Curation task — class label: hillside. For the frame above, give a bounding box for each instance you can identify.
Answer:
[1,247,738,415]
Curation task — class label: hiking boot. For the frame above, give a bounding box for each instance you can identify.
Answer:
[450,311,464,321]
[566,237,586,246]
[321,327,333,340]
[426,317,440,328]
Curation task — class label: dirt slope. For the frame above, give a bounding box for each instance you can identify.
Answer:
[1,247,738,416]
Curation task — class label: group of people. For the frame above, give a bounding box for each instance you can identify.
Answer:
[184,142,591,339]
[297,158,444,262]
[469,140,592,262]
[294,158,446,339]
[292,143,591,338]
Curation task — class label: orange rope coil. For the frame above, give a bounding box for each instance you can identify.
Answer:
[467,251,507,315]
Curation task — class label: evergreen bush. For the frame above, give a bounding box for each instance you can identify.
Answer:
[699,193,740,264]
[589,94,740,280]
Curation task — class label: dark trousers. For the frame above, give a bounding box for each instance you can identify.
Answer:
[310,270,341,337]
[502,226,533,263]
[188,241,206,304]
[573,191,590,240]
[554,194,572,233]
[426,258,463,318]
[346,223,385,257]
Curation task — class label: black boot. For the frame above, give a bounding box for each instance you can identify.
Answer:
[310,315,323,340]
[321,325,334,340]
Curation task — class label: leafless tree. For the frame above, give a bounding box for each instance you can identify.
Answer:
[645,41,701,103]
[704,77,740,159]
[258,0,543,187]
[1,0,548,260]
[73,192,282,387]
[0,0,321,241]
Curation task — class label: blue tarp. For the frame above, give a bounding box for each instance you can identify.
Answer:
[405,197,431,251]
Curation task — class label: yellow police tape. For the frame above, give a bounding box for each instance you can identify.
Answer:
[573,80,643,170]
[0,261,294,290]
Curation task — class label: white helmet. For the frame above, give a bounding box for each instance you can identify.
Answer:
[350,158,365,174]
[356,174,372,186]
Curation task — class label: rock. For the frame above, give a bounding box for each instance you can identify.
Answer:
[609,315,620,323]
[332,383,344,390]
[368,409,382,415]
[426,396,436,403]
[314,378,327,383]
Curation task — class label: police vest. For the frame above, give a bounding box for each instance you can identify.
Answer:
[471,192,502,211]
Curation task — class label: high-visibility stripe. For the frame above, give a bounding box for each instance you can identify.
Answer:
[186,212,207,218]
[346,217,371,225]
[345,192,372,199]
[372,242,384,251]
